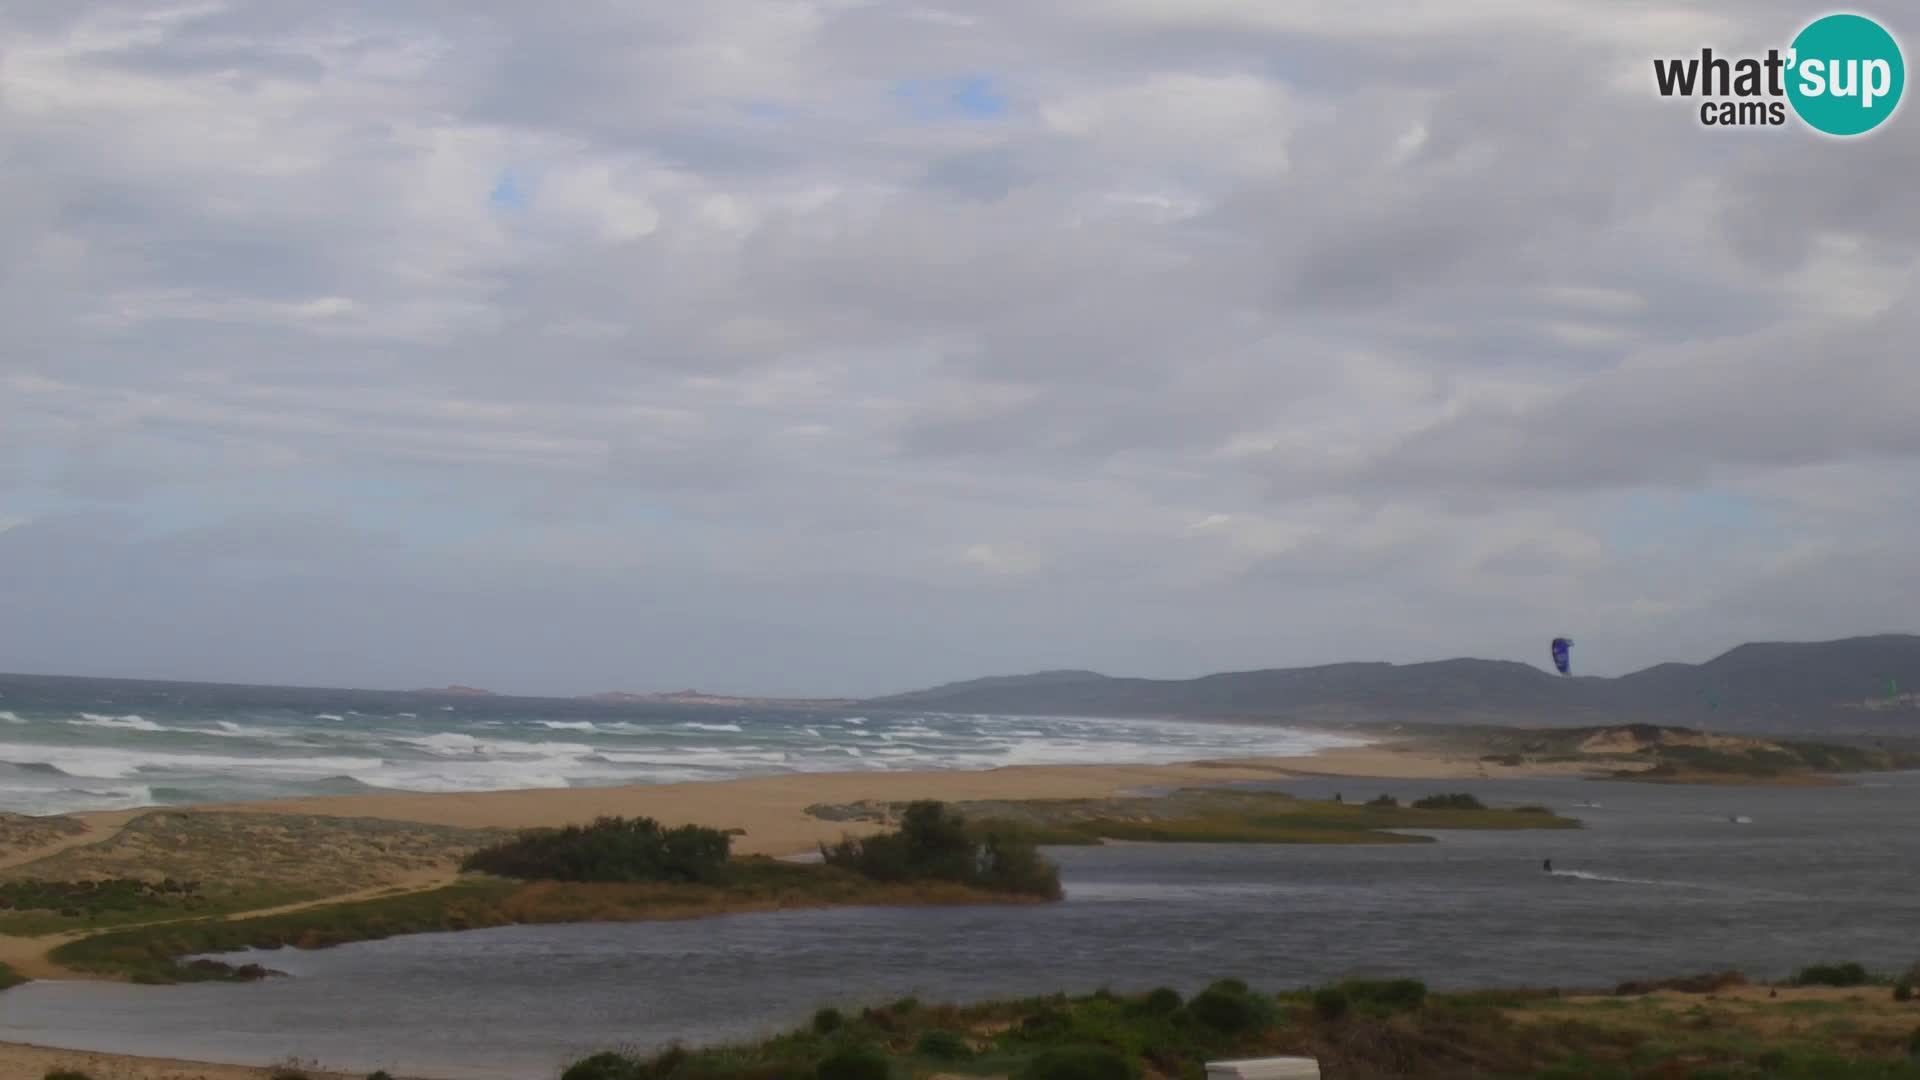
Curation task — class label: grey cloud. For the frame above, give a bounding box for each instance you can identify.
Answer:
[2,0,1917,693]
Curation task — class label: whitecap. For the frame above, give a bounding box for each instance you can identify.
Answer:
[72,714,164,732]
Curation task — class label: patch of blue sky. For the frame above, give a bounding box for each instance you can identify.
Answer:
[488,168,532,211]
[1603,488,1774,556]
[892,74,1008,120]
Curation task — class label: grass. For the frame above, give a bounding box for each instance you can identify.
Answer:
[553,969,1920,1080]
[0,882,316,937]
[921,789,1582,847]
[48,859,1051,985]
[0,961,27,991]
[0,810,510,936]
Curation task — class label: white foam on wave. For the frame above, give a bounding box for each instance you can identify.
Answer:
[399,732,596,759]
[0,712,21,724]
[678,722,743,733]
[539,721,600,732]
[0,741,385,781]
[192,720,279,739]
[313,714,346,722]
[72,714,164,732]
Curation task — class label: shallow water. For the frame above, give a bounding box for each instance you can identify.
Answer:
[1,774,1915,1079]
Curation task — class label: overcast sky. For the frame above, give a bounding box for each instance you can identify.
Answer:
[2,2,1915,697]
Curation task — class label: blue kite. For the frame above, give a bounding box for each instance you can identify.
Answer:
[1551,637,1573,676]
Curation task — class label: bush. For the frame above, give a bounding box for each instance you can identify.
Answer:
[1897,982,1914,1003]
[1340,977,1427,1014]
[812,1008,845,1034]
[560,1053,637,1076]
[45,1072,93,1080]
[1909,1027,1920,1059]
[913,1030,972,1061]
[1411,793,1486,811]
[816,1047,890,1080]
[1188,986,1267,1034]
[1139,987,1183,1015]
[1791,962,1870,988]
[368,1073,394,1080]
[1312,987,1350,1022]
[1018,1046,1138,1080]
[820,801,1061,898]
[461,817,733,883]
[1365,795,1398,807]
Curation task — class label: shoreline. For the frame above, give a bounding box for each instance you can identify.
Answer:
[54,739,1593,858]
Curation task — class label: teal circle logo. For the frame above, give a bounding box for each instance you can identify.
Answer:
[1786,13,1905,136]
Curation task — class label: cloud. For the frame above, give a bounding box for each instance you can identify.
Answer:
[1,0,1915,695]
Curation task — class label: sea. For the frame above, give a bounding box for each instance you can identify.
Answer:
[0,674,1366,816]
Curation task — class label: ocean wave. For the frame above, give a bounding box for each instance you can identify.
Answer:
[314,714,346,722]
[538,721,600,732]
[677,722,743,733]
[0,712,22,724]
[73,713,163,732]
[0,742,385,781]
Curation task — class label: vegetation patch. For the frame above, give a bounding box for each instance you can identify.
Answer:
[820,789,1578,849]
[552,969,1920,1080]
[820,801,1062,899]
[53,803,1060,984]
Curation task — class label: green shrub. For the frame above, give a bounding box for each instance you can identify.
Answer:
[816,1046,890,1080]
[1017,1046,1138,1080]
[1897,982,1914,1002]
[44,1072,94,1080]
[820,801,1062,898]
[1365,795,1399,807]
[1411,793,1486,810]
[812,1008,845,1034]
[368,1073,395,1080]
[461,817,733,883]
[889,996,920,1014]
[913,1031,972,1061]
[1755,1049,1788,1071]
[1791,962,1869,988]
[1342,977,1428,1014]
[1140,987,1183,1015]
[1312,987,1350,1022]
[1909,1026,1920,1058]
[1188,986,1265,1034]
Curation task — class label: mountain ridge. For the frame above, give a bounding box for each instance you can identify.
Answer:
[861,634,1920,735]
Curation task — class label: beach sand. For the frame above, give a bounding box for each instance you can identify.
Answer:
[58,740,1595,858]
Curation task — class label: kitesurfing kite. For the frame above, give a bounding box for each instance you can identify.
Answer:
[1551,637,1573,676]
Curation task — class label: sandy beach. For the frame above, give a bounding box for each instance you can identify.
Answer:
[56,739,1591,858]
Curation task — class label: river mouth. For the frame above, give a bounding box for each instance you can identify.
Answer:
[1,774,1914,1079]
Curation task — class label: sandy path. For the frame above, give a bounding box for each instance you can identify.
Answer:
[0,1042,361,1080]
[0,809,146,871]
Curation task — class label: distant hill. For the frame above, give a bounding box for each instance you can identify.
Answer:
[861,635,1920,736]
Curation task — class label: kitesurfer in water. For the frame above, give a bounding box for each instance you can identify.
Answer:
[1543,858,1553,873]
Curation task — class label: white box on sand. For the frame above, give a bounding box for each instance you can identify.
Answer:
[1205,1057,1321,1080]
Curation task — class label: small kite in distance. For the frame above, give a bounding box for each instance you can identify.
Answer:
[1551,637,1573,676]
